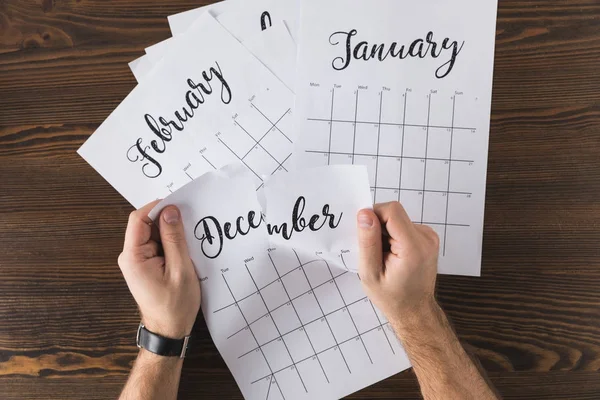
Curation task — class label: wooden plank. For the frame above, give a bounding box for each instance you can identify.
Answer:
[1,0,600,398]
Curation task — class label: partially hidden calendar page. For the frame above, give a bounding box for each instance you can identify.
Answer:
[294,0,499,277]
[78,13,295,208]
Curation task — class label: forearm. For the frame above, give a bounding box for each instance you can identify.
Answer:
[119,350,183,400]
[390,300,499,400]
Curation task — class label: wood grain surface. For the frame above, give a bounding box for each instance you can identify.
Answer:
[1,0,600,399]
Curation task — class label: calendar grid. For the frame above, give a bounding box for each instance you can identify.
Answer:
[323,258,373,364]
[195,103,293,191]
[352,90,359,164]
[420,94,432,224]
[268,254,330,383]
[234,120,288,172]
[327,88,335,165]
[398,90,408,203]
[304,150,474,164]
[221,273,286,400]
[373,92,383,203]
[289,250,351,374]
[201,154,216,170]
[217,249,398,398]
[306,117,475,131]
[305,86,475,253]
[443,96,457,256]
[244,264,308,393]
[251,103,293,143]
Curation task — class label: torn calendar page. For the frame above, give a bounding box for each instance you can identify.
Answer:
[264,165,371,256]
[150,165,410,400]
[293,0,499,277]
[79,13,295,208]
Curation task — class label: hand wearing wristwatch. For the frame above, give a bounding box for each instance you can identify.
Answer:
[136,323,191,359]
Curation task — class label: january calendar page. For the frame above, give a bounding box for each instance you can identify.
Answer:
[294,0,498,276]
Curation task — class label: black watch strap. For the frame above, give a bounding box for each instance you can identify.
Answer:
[136,323,191,358]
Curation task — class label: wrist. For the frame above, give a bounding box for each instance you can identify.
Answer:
[388,297,442,336]
[142,317,191,339]
[138,346,184,366]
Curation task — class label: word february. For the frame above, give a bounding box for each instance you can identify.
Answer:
[329,30,465,79]
[194,196,343,259]
[127,62,232,179]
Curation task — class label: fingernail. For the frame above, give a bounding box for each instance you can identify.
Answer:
[163,207,180,225]
[358,213,374,229]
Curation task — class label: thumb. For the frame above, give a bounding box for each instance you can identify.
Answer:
[159,206,190,268]
[357,209,383,283]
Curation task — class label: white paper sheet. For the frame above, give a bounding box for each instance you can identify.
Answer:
[168,0,236,36]
[149,165,410,400]
[293,0,499,277]
[134,21,297,92]
[215,0,300,43]
[243,22,298,91]
[264,165,371,255]
[144,38,174,64]
[128,55,154,82]
[79,14,295,208]
[168,0,299,41]
[130,0,234,80]
[131,0,300,86]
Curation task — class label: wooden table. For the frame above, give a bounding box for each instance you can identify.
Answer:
[1,1,600,399]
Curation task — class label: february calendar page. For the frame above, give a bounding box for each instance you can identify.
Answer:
[294,0,498,276]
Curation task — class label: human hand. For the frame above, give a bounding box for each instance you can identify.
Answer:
[356,202,440,330]
[118,201,201,339]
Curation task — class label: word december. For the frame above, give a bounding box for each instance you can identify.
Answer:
[194,196,343,259]
[126,62,232,179]
[329,30,465,79]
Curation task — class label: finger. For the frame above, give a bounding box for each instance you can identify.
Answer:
[415,224,440,248]
[123,200,162,250]
[139,241,161,260]
[373,202,416,243]
[356,209,384,284]
[158,206,190,269]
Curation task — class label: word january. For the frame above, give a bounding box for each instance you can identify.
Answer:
[329,30,465,79]
[194,196,343,259]
[127,62,232,179]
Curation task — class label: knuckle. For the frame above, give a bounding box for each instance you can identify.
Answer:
[117,252,125,267]
[390,201,406,216]
[416,224,437,242]
[430,231,440,249]
[128,211,138,223]
[422,226,440,249]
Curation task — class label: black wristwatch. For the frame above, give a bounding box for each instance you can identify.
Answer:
[136,323,191,358]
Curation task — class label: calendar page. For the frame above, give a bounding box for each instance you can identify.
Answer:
[149,166,411,400]
[293,0,499,276]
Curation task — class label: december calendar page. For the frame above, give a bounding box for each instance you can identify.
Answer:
[294,0,499,276]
